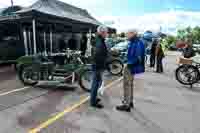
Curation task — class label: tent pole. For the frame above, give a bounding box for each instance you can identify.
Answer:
[86,29,92,56]
[44,31,47,55]
[50,30,53,54]
[32,19,37,54]
[23,29,28,56]
[28,31,32,55]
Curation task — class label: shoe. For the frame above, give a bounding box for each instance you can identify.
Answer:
[96,98,101,103]
[116,105,131,112]
[130,102,134,108]
[91,103,104,109]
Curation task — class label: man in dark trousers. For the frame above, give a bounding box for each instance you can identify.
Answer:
[116,29,145,112]
[155,40,165,73]
[90,26,108,109]
[150,39,157,67]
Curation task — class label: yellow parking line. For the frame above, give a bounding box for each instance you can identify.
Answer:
[29,77,123,133]
[0,87,29,97]
[29,96,89,133]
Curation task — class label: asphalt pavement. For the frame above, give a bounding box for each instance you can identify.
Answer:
[0,65,120,133]
[0,51,199,133]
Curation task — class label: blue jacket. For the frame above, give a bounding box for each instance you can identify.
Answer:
[127,37,145,75]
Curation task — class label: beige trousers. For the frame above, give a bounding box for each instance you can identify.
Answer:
[122,66,134,105]
[122,65,144,105]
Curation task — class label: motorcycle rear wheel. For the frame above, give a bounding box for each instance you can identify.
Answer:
[18,66,39,86]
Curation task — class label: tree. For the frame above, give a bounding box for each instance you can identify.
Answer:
[191,26,200,44]
[177,26,200,44]
[160,35,176,50]
[166,35,176,45]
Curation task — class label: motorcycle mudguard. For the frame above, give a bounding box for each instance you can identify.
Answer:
[16,55,34,67]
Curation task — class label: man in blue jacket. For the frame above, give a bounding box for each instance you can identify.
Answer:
[116,29,145,112]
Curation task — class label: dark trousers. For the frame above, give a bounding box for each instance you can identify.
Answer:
[150,54,155,67]
[156,56,163,73]
[90,67,103,106]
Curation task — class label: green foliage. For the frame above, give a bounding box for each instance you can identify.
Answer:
[166,35,176,46]
[160,35,176,51]
[177,26,200,44]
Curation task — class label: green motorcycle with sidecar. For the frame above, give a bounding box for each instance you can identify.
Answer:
[16,51,93,92]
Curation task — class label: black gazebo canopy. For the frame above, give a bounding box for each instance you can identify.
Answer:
[0,0,116,55]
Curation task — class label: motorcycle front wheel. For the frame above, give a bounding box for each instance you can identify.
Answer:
[107,59,124,75]
[79,68,93,92]
[175,65,199,85]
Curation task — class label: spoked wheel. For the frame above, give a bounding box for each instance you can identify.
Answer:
[175,65,199,86]
[18,66,39,86]
[79,69,93,92]
[107,59,124,75]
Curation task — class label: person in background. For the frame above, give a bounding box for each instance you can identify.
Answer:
[155,39,165,73]
[90,26,108,109]
[80,34,88,56]
[150,39,157,68]
[183,42,195,58]
[116,29,145,112]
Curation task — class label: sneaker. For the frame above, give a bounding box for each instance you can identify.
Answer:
[116,105,131,112]
[96,98,101,103]
[91,103,104,109]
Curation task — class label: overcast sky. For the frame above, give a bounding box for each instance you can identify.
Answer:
[1,0,200,34]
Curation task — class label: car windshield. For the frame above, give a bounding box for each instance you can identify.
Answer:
[114,41,128,48]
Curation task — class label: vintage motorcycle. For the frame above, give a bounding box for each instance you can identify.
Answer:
[175,56,200,88]
[16,50,93,92]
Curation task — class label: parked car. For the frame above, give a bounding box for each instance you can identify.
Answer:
[105,38,115,49]
[111,41,128,62]
[193,44,200,53]
[168,44,177,51]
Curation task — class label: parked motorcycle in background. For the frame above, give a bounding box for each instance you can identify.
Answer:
[175,55,200,88]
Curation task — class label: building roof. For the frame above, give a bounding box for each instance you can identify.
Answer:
[17,0,101,26]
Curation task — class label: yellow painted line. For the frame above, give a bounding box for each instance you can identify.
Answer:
[0,86,29,97]
[29,77,123,133]
[29,96,89,133]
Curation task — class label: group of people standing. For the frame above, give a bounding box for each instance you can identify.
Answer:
[149,39,165,73]
[90,26,145,112]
